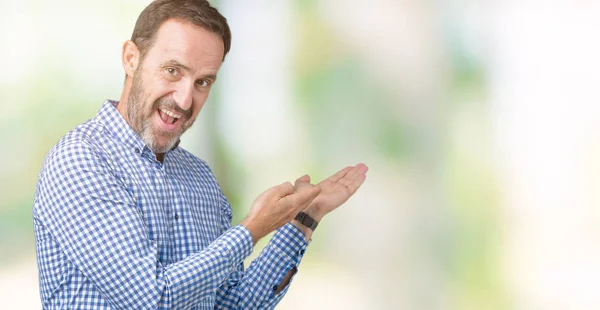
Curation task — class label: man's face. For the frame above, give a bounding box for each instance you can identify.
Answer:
[126,19,224,153]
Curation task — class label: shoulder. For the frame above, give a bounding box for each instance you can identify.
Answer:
[41,119,110,178]
[35,119,133,217]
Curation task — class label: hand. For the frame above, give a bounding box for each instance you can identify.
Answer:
[241,180,321,244]
[297,163,368,222]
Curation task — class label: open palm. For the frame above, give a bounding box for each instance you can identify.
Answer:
[296,163,369,220]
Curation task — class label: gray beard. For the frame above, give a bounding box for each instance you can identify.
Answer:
[126,75,181,154]
[139,117,178,154]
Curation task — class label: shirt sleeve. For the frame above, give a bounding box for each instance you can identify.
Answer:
[215,195,310,309]
[34,140,254,309]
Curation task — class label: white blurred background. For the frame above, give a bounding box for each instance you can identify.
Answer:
[1,0,600,309]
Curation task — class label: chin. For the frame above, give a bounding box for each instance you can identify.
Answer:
[153,138,179,153]
[140,128,180,154]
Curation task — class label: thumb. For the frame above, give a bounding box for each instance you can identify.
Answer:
[294,174,311,190]
[295,184,322,206]
[273,181,295,198]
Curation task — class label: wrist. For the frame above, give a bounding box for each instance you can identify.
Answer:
[240,217,262,245]
[291,219,313,242]
[303,205,324,222]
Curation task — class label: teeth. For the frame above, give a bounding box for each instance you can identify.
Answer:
[159,108,182,119]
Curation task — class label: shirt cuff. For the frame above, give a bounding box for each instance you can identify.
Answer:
[269,222,310,266]
[216,225,253,267]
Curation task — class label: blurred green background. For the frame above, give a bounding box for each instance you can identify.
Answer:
[2,1,600,309]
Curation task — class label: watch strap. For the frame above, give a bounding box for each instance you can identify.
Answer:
[294,211,318,231]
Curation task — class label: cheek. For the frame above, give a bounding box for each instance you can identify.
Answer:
[145,79,171,106]
[186,109,201,126]
[191,95,209,117]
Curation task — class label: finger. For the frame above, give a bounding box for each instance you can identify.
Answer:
[294,174,311,188]
[281,185,321,209]
[273,181,295,198]
[346,163,369,179]
[343,163,369,182]
[346,172,367,195]
[338,164,369,193]
[357,163,369,174]
[324,166,353,184]
[336,165,362,186]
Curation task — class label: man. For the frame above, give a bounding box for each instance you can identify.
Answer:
[33,0,368,309]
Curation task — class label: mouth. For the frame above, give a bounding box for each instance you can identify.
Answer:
[155,107,186,131]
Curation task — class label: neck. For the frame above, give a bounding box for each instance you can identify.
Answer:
[116,79,132,122]
[118,78,163,163]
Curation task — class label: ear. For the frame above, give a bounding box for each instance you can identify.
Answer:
[122,40,140,77]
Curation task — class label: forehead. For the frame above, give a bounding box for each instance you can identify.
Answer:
[146,18,224,70]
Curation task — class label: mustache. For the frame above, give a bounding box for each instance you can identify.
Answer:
[153,97,192,119]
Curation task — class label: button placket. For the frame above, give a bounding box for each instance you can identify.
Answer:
[160,166,179,263]
[165,173,180,225]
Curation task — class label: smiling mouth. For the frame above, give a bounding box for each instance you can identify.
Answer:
[158,107,182,125]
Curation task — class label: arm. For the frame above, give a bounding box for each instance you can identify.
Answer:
[215,200,311,309]
[35,141,254,309]
[214,164,369,309]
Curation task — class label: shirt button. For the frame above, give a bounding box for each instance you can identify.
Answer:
[174,213,179,220]
[272,285,278,291]
[300,250,305,255]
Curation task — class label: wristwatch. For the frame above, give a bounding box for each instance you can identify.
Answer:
[294,211,318,231]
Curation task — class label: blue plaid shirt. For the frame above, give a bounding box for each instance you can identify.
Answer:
[33,100,309,309]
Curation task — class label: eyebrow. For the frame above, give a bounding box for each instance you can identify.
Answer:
[161,59,218,81]
[162,59,191,71]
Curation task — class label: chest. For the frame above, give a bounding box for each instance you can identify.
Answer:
[114,152,224,264]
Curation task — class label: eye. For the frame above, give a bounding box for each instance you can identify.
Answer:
[196,79,211,87]
[164,67,180,78]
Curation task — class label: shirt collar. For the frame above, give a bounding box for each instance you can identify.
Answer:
[95,100,181,156]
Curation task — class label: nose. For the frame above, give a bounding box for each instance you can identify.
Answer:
[172,81,194,111]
